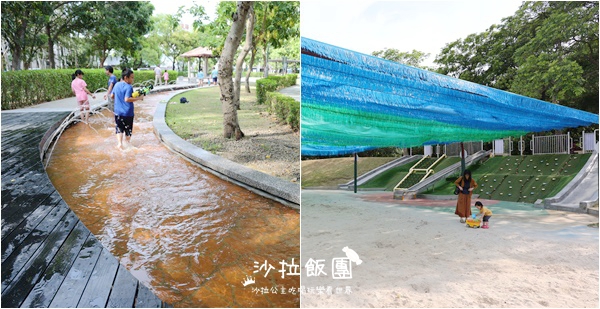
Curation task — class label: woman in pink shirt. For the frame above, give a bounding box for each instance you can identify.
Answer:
[71,69,95,124]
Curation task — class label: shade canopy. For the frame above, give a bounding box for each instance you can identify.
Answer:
[180,46,214,58]
[300,37,599,157]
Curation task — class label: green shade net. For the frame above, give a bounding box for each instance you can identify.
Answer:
[301,38,599,156]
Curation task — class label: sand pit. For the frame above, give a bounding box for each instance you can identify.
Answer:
[301,190,599,308]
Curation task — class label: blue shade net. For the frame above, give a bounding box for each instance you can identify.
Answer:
[300,37,599,157]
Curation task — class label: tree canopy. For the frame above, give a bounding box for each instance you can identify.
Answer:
[372,48,431,69]
[435,1,598,114]
[1,1,154,70]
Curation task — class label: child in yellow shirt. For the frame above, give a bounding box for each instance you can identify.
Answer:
[475,201,492,229]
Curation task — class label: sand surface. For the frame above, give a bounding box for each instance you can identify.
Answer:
[300,190,599,308]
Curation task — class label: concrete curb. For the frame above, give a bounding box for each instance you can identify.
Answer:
[153,97,300,209]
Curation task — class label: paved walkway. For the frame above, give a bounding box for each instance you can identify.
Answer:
[278,85,300,102]
[1,112,166,308]
[2,82,198,113]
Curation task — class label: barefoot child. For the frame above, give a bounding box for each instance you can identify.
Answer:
[163,70,169,85]
[103,66,118,111]
[197,70,204,87]
[475,201,492,229]
[71,69,96,124]
[110,68,144,150]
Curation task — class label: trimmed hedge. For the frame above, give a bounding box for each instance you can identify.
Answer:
[256,78,279,105]
[1,69,178,110]
[266,91,300,131]
[255,74,298,105]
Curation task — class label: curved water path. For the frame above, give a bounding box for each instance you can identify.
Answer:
[45,90,300,307]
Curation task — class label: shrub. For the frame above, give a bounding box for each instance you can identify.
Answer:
[287,100,300,130]
[255,74,299,105]
[284,74,298,87]
[1,68,177,110]
[267,75,284,84]
[256,78,278,105]
[266,92,299,131]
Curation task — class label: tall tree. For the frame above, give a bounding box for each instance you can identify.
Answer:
[219,1,252,140]
[1,2,46,70]
[234,6,255,109]
[147,14,199,70]
[255,1,300,77]
[192,2,237,56]
[372,48,431,69]
[41,1,94,69]
[510,2,597,106]
[435,1,598,113]
[88,1,154,67]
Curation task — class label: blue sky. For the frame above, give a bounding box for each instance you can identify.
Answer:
[301,0,523,67]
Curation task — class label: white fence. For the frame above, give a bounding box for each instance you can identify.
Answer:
[582,130,599,153]
[531,133,571,155]
[493,138,513,156]
[444,141,483,157]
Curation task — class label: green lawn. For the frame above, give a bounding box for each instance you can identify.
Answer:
[301,157,398,188]
[360,156,461,191]
[359,162,412,190]
[165,86,268,153]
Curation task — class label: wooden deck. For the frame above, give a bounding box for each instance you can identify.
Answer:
[1,112,167,308]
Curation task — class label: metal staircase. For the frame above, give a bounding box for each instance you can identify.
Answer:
[393,155,446,190]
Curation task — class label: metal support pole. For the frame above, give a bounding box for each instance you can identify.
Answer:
[354,153,358,193]
[460,142,466,174]
[520,136,523,156]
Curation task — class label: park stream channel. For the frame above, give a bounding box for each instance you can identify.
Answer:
[44,90,299,307]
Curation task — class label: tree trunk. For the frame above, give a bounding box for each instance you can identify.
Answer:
[263,45,268,78]
[2,44,10,71]
[60,45,65,68]
[234,6,255,110]
[245,47,256,93]
[11,22,27,70]
[11,47,21,71]
[219,1,252,140]
[46,24,56,69]
[261,2,269,78]
[100,48,107,68]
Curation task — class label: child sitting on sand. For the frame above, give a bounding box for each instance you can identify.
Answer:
[475,201,492,229]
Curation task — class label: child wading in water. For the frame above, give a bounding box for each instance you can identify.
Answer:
[475,201,492,229]
[71,69,96,124]
[111,68,144,151]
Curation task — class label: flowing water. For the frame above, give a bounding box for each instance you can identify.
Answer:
[45,91,300,307]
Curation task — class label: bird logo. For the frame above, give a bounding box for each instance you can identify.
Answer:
[342,246,362,265]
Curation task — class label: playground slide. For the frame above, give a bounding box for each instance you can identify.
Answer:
[547,151,599,208]
[338,155,421,189]
[408,150,491,193]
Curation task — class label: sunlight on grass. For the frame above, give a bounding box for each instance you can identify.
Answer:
[165,86,270,152]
